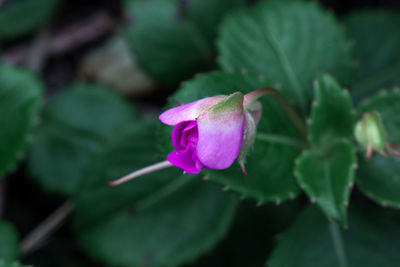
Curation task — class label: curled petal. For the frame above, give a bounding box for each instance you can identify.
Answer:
[159,96,225,126]
[196,92,245,169]
[172,120,197,152]
[168,150,204,174]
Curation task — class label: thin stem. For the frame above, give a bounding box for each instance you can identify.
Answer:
[25,27,51,73]
[109,160,174,186]
[256,133,305,149]
[21,200,73,256]
[329,222,349,267]
[245,88,307,140]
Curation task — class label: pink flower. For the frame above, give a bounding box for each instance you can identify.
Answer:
[159,91,263,174]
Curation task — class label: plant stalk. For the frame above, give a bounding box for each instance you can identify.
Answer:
[109,160,174,186]
[329,222,349,267]
[21,200,73,256]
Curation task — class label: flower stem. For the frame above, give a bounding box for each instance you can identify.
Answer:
[244,88,307,139]
[21,200,73,256]
[108,160,174,186]
[329,222,349,267]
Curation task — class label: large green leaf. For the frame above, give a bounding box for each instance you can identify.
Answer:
[123,0,244,85]
[345,10,400,101]
[295,140,356,225]
[356,89,400,208]
[218,0,353,112]
[0,0,60,40]
[268,205,400,267]
[0,64,43,178]
[75,121,237,267]
[28,83,138,195]
[0,220,19,261]
[308,75,356,148]
[159,71,301,205]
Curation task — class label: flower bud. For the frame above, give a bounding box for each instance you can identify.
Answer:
[354,111,399,160]
[159,91,264,175]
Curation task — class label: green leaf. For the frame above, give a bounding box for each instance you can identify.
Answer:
[75,121,237,267]
[0,64,43,178]
[356,89,400,208]
[295,140,356,225]
[184,0,246,43]
[123,0,244,85]
[0,220,19,261]
[0,0,60,40]
[218,0,353,111]
[345,10,400,101]
[0,262,31,267]
[308,75,356,148]
[295,75,356,224]
[159,71,301,205]
[28,82,138,195]
[268,205,400,267]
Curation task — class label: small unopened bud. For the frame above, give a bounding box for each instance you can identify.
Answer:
[355,111,399,160]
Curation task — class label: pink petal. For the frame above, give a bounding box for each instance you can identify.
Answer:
[172,121,197,152]
[159,96,225,126]
[196,93,245,169]
[167,150,204,174]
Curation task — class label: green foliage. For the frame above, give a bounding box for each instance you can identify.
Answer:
[159,71,301,204]
[1,1,399,266]
[345,10,400,100]
[218,0,353,111]
[308,75,356,148]
[295,75,357,225]
[0,64,43,178]
[295,140,356,225]
[28,82,138,195]
[75,121,236,267]
[0,0,60,40]
[268,205,400,267]
[123,0,244,85]
[356,89,400,207]
[0,262,31,267]
[0,221,19,261]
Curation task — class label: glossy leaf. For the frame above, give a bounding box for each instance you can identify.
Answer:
[268,205,400,267]
[356,89,400,208]
[28,83,138,195]
[159,71,302,205]
[295,140,356,225]
[75,121,237,267]
[0,64,43,178]
[0,0,60,40]
[218,0,353,111]
[345,10,400,101]
[123,0,244,85]
[308,75,356,148]
[0,220,19,261]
